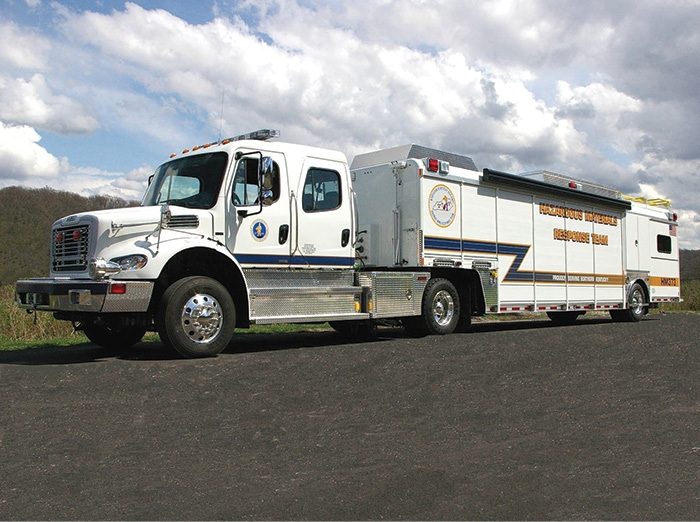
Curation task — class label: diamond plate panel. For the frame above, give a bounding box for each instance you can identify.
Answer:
[244,269,354,290]
[101,281,154,312]
[357,272,428,318]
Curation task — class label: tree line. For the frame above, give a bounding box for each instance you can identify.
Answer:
[0,185,698,285]
[0,186,138,285]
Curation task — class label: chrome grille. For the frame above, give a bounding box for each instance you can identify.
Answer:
[52,224,90,272]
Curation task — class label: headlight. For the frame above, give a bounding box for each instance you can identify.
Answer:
[110,254,148,271]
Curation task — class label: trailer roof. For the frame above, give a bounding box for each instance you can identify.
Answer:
[351,144,478,172]
[483,169,632,210]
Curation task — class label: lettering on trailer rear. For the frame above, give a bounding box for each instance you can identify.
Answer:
[650,276,680,287]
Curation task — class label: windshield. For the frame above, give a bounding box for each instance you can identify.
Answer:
[142,152,228,209]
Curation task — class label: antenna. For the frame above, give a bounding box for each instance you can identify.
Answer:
[217,89,225,143]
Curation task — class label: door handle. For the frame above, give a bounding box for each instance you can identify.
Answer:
[279,224,289,244]
[341,228,350,247]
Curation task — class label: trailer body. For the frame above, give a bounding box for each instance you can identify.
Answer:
[351,146,681,317]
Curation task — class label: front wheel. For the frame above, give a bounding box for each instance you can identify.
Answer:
[82,324,146,350]
[157,276,236,358]
[403,278,460,336]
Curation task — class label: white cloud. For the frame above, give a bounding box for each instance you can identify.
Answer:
[3,0,700,247]
[0,121,63,180]
[59,1,586,168]
[56,164,150,201]
[0,20,49,69]
[0,120,146,201]
[0,73,99,134]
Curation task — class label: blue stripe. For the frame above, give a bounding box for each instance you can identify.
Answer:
[461,239,498,255]
[235,253,355,267]
[426,236,533,283]
[424,236,461,251]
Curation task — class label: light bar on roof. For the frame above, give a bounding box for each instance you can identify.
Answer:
[224,129,280,142]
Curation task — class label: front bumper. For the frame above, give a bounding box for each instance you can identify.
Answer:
[15,279,154,313]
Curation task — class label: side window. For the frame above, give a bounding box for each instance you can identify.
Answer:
[657,234,672,254]
[232,157,280,206]
[302,168,341,212]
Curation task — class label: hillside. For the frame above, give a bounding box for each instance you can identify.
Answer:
[0,186,138,284]
[680,249,700,282]
[0,185,699,285]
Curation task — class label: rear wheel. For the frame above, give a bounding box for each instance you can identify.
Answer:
[610,282,647,322]
[403,278,460,336]
[157,276,236,358]
[82,324,146,350]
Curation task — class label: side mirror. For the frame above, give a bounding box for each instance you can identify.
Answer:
[261,156,274,206]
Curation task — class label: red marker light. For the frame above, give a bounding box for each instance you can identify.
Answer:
[72,230,82,241]
[55,232,64,243]
[110,283,127,295]
[428,158,439,172]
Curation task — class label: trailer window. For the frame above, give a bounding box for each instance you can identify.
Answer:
[302,168,341,212]
[657,234,672,254]
[232,157,280,206]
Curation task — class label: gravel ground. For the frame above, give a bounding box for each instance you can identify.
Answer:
[1,313,698,520]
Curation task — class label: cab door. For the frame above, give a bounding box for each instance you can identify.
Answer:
[225,151,292,267]
[292,158,354,268]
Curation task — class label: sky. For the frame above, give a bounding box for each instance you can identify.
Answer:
[1,0,700,248]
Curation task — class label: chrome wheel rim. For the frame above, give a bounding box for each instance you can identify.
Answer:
[432,290,455,326]
[630,287,644,316]
[181,293,222,343]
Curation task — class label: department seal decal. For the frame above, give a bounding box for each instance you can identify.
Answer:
[428,184,456,228]
[251,219,268,241]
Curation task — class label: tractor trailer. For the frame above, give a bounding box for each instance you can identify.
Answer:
[16,130,681,357]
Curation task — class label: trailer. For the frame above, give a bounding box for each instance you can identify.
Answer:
[15,130,681,357]
[351,146,681,327]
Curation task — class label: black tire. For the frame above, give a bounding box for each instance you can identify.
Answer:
[610,282,647,323]
[157,276,236,358]
[82,324,146,350]
[546,310,584,325]
[329,320,377,338]
[403,278,460,336]
[455,286,472,333]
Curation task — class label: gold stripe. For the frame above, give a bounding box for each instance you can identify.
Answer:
[650,276,680,287]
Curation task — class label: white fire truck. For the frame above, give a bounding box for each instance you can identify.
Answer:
[16,130,681,357]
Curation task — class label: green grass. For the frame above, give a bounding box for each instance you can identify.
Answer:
[0,285,81,345]
[659,279,700,312]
